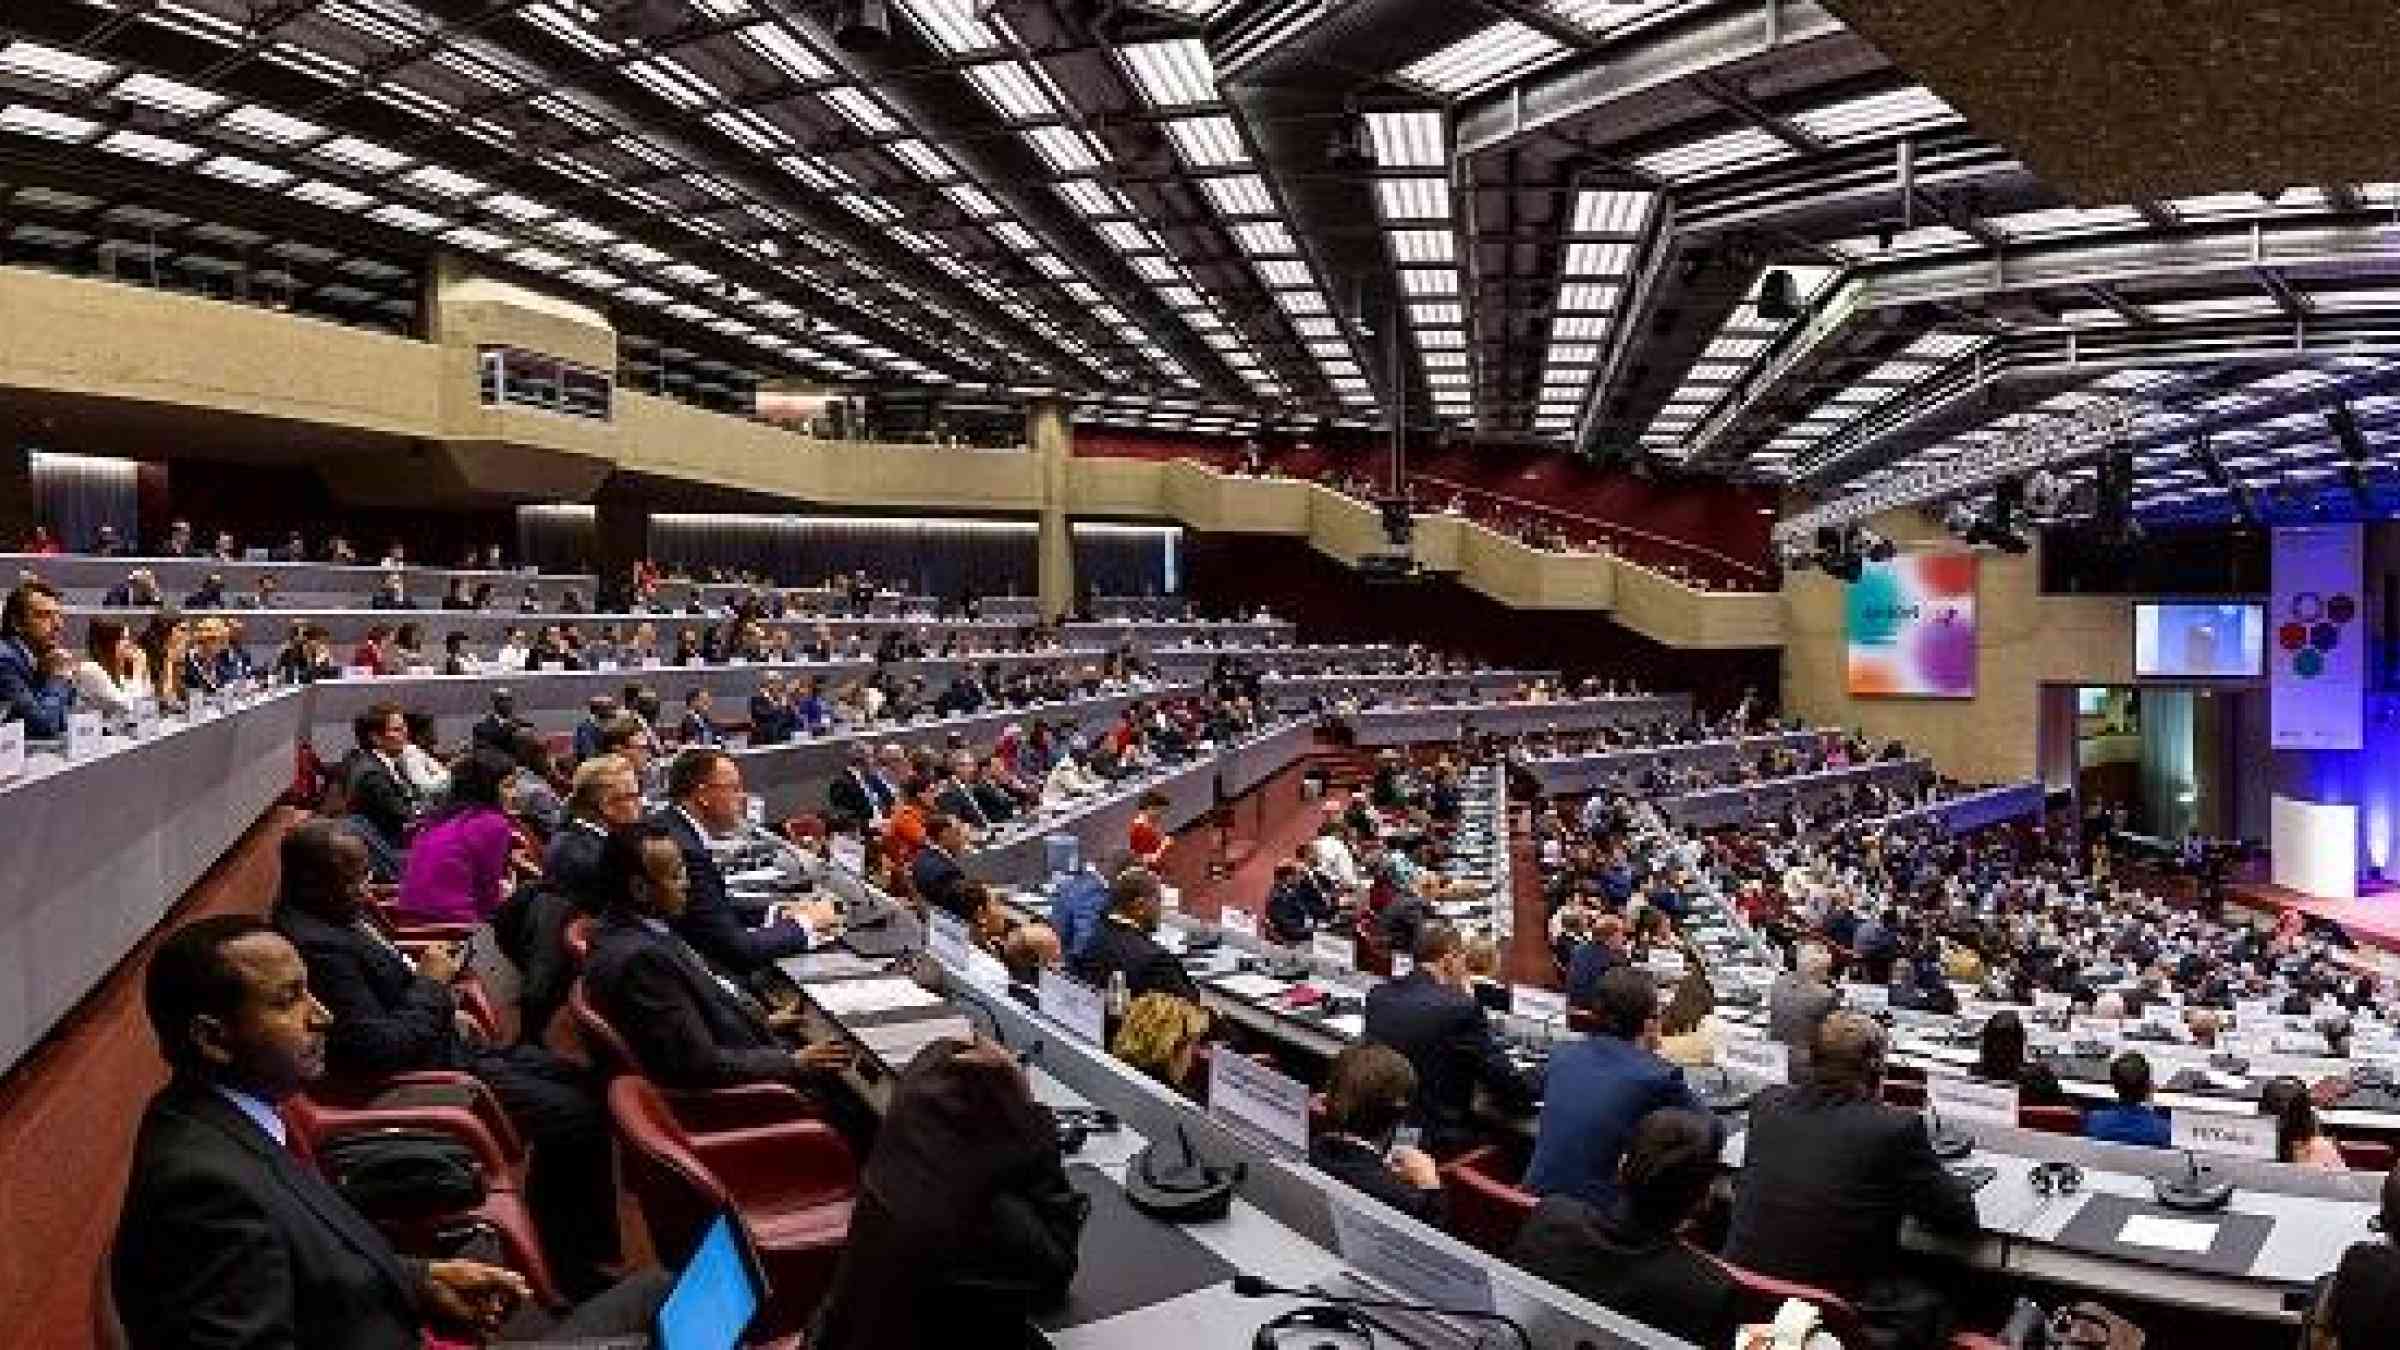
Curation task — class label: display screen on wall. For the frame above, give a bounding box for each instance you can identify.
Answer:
[1845,553,1977,698]
[2133,603,2264,678]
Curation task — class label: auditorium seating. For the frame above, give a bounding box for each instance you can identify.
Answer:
[1438,1145,1537,1255]
[607,1076,857,1337]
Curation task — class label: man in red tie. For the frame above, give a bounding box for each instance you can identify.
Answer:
[112,915,664,1347]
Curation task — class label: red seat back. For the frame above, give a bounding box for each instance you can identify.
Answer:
[1701,1248,1867,1346]
[2019,1104,2083,1136]
[1881,1077,1927,1109]
[1438,1145,1535,1254]
[568,978,640,1078]
[2338,1138,2396,1173]
[607,1076,735,1269]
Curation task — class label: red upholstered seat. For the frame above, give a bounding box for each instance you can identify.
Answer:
[1438,1144,1535,1254]
[607,1076,858,1336]
[2338,1138,2396,1172]
[1881,1077,1927,1109]
[281,1080,562,1308]
[1703,1248,2008,1350]
[2019,1104,2084,1136]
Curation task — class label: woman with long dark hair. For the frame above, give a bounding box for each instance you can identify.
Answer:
[73,617,153,718]
[392,747,521,926]
[2261,1075,2346,1170]
[1970,1009,2068,1107]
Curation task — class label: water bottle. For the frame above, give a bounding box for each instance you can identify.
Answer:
[1106,969,1130,1020]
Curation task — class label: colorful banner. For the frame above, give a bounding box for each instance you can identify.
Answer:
[1845,553,1977,698]
[2270,524,2364,750]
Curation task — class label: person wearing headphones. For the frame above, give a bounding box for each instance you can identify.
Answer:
[1721,1011,1977,1350]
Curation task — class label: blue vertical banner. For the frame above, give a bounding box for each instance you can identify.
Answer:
[2270,524,2364,750]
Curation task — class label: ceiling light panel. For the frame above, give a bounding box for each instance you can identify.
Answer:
[1118,40,1218,109]
[1164,116,1250,168]
[895,0,1009,55]
[1364,111,1446,169]
[1399,21,1567,95]
[0,41,116,90]
[1636,127,1797,182]
[108,72,223,116]
[965,61,1056,121]
[1788,86,1961,145]
[1375,177,1451,220]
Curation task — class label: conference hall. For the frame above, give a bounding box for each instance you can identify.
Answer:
[2,2,2398,1347]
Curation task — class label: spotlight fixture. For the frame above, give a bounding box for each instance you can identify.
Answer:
[1855,527,1898,562]
[1756,269,1799,321]
[2023,465,2072,518]
[833,0,891,51]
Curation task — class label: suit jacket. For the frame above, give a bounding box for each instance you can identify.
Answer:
[1310,1135,1444,1225]
[1522,1034,1718,1207]
[1510,1196,1742,1350]
[748,695,797,745]
[911,845,972,920]
[826,767,889,827]
[0,635,73,737]
[113,1079,426,1349]
[1070,916,1199,1002]
[678,710,724,747]
[660,808,814,976]
[1266,874,1333,943]
[273,904,462,1079]
[342,749,418,851]
[935,783,993,830]
[1362,970,1537,1147]
[1722,1084,1979,1296]
[584,911,796,1088]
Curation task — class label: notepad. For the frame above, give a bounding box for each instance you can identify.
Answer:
[2118,1214,2218,1254]
[806,977,948,1019]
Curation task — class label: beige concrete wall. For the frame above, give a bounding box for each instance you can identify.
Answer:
[1781,511,2132,782]
[0,268,441,438]
[426,255,616,372]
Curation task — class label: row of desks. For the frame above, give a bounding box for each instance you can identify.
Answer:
[766,862,1692,1350]
[1345,694,1691,746]
[1654,757,1933,829]
[1524,729,1827,796]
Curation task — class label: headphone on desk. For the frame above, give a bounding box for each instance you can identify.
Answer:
[1251,1304,1375,1350]
[2028,1160,2084,1198]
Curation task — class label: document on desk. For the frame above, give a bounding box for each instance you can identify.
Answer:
[807,977,949,1020]
[1213,973,1294,1001]
[855,1015,973,1068]
[2117,1214,2220,1254]
[1323,1013,1366,1039]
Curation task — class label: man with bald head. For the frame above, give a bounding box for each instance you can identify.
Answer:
[272,818,620,1298]
[1721,1011,1976,1349]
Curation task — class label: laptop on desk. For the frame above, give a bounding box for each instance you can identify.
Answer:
[525,1210,766,1350]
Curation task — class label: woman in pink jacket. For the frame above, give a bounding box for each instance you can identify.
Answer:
[393,746,521,926]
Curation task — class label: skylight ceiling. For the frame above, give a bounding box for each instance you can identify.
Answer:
[1534,190,1660,439]
[1641,265,1838,464]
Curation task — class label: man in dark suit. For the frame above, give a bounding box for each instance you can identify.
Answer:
[1563,913,1630,1009]
[1513,1109,1743,1350]
[269,820,618,1298]
[748,673,797,745]
[471,688,528,754]
[1523,967,1719,1206]
[1266,856,1335,943]
[826,742,895,829]
[571,694,617,763]
[934,753,996,831]
[910,815,974,921]
[341,702,420,855]
[661,747,835,977]
[1722,1011,1978,1350]
[678,686,725,747]
[583,821,857,1090]
[1362,923,1538,1152]
[1068,866,1198,1001]
[113,915,666,1348]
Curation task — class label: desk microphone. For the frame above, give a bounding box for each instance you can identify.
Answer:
[1231,1274,1533,1350]
[2153,1148,2235,1212]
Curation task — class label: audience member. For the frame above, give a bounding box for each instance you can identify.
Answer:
[1109,992,1211,1093]
[546,755,642,912]
[392,748,520,926]
[1069,866,1199,1001]
[807,1038,1083,1350]
[659,747,834,976]
[1768,940,1838,1079]
[582,822,857,1090]
[2083,1051,2172,1148]
[342,703,422,863]
[1362,924,1538,1152]
[1309,1043,1444,1223]
[270,821,618,1296]
[1,578,75,735]
[1971,1009,2068,1107]
[1512,1110,1744,1349]
[910,814,973,921]
[1524,967,1719,1206]
[2261,1075,2346,1170]
[72,616,153,719]
[1722,1011,1976,1350]
[2313,1162,2400,1346]
[112,915,668,1347]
